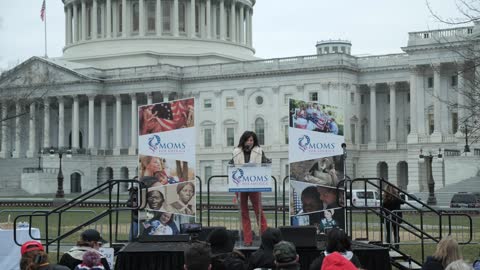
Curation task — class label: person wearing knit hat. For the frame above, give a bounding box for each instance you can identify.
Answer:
[20,241,69,270]
[168,181,195,215]
[273,241,300,270]
[321,252,357,270]
[74,251,106,270]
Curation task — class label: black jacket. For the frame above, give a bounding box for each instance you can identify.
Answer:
[421,256,444,270]
[211,250,246,270]
[309,251,362,270]
[247,228,282,270]
[58,247,110,270]
[383,197,404,222]
[38,265,70,270]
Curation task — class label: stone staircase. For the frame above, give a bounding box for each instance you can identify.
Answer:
[0,158,35,196]
[415,176,480,207]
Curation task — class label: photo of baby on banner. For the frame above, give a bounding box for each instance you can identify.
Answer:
[141,211,195,236]
[290,155,344,187]
[289,99,344,135]
[139,155,195,185]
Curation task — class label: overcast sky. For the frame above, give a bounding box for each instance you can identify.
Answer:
[0,0,467,70]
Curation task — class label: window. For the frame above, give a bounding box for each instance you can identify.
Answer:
[350,92,355,104]
[204,99,212,109]
[407,123,411,134]
[361,94,365,104]
[309,92,318,102]
[284,124,289,144]
[204,166,212,184]
[333,46,338,53]
[226,97,235,108]
[350,123,355,144]
[147,1,156,32]
[179,3,186,33]
[256,96,264,105]
[341,46,346,53]
[361,124,366,144]
[132,3,139,32]
[324,47,329,54]
[452,112,458,134]
[162,0,171,32]
[255,118,265,145]
[204,128,212,147]
[387,94,390,104]
[387,125,391,141]
[451,75,458,87]
[226,127,235,146]
[428,113,434,134]
[284,94,292,104]
[407,93,410,103]
[427,77,434,88]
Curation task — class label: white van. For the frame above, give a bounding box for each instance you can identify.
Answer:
[347,189,381,207]
[400,193,423,209]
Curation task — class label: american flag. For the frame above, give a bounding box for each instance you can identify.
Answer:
[152,103,177,131]
[40,0,46,21]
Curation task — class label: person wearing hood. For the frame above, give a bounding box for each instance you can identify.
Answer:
[207,228,246,270]
[58,229,110,270]
[320,252,358,270]
[309,228,361,270]
[247,228,283,270]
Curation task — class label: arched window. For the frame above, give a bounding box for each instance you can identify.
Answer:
[255,118,265,145]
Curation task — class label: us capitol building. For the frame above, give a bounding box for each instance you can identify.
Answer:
[0,0,479,195]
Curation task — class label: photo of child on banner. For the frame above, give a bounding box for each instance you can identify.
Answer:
[139,98,194,135]
[139,155,195,185]
[141,211,195,236]
[289,99,344,135]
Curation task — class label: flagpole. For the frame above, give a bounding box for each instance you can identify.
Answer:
[44,0,48,58]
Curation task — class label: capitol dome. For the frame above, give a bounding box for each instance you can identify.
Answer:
[61,0,256,68]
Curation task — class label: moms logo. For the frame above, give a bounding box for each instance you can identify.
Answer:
[231,168,269,186]
[298,134,335,153]
[147,135,187,153]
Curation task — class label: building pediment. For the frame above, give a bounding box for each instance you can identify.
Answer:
[0,57,99,90]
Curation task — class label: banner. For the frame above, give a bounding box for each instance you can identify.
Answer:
[227,164,272,192]
[288,98,346,234]
[137,98,196,237]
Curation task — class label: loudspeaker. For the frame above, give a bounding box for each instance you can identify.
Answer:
[279,226,317,248]
[137,234,190,243]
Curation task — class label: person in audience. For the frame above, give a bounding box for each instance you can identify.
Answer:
[58,229,110,270]
[445,260,474,270]
[207,228,246,270]
[320,251,358,270]
[422,236,462,270]
[73,251,105,270]
[247,228,283,270]
[273,241,300,270]
[309,228,361,270]
[20,241,70,270]
[184,242,212,270]
[382,184,404,247]
[169,181,195,215]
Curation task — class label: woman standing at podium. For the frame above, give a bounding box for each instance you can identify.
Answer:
[231,131,270,246]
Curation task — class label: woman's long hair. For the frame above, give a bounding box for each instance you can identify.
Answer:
[237,131,260,149]
[383,184,399,202]
[325,228,351,253]
[20,250,49,270]
[433,236,462,267]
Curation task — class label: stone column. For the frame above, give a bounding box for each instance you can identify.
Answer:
[58,97,65,148]
[0,103,7,158]
[219,0,225,40]
[246,7,252,47]
[229,0,236,42]
[272,87,280,144]
[431,63,442,142]
[43,98,50,148]
[211,1,217,38]
[112,0,118,36]
[73,4,79,42]
[407,67,418,143]
[206,0,211,39]
[354,85,361,147]
[92,0,98,39]
[106,0,111,38]
[12,103,21,158]
[416,68,426,136]
[239,4,244,44]
[388,82,397,149]
[26,102,36,158]
[139,0,145,36]
[122,0,127,37]
[100,96,107,149]
[129,94,138,155]
[114,94,122,155]
[199,1,206,38]
[67,6,72,44]
[156,0,162,36]
[214,91,222,145]
[456,64,466,137]
[172,0,179,36]
[81,0,87,40]
[189,0,196,38]
[72,95,80,149]
[368,83,377,150]
[88,95,95,149]
[147,92,153,104]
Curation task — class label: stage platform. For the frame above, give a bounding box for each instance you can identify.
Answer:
[115,240,390,270]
